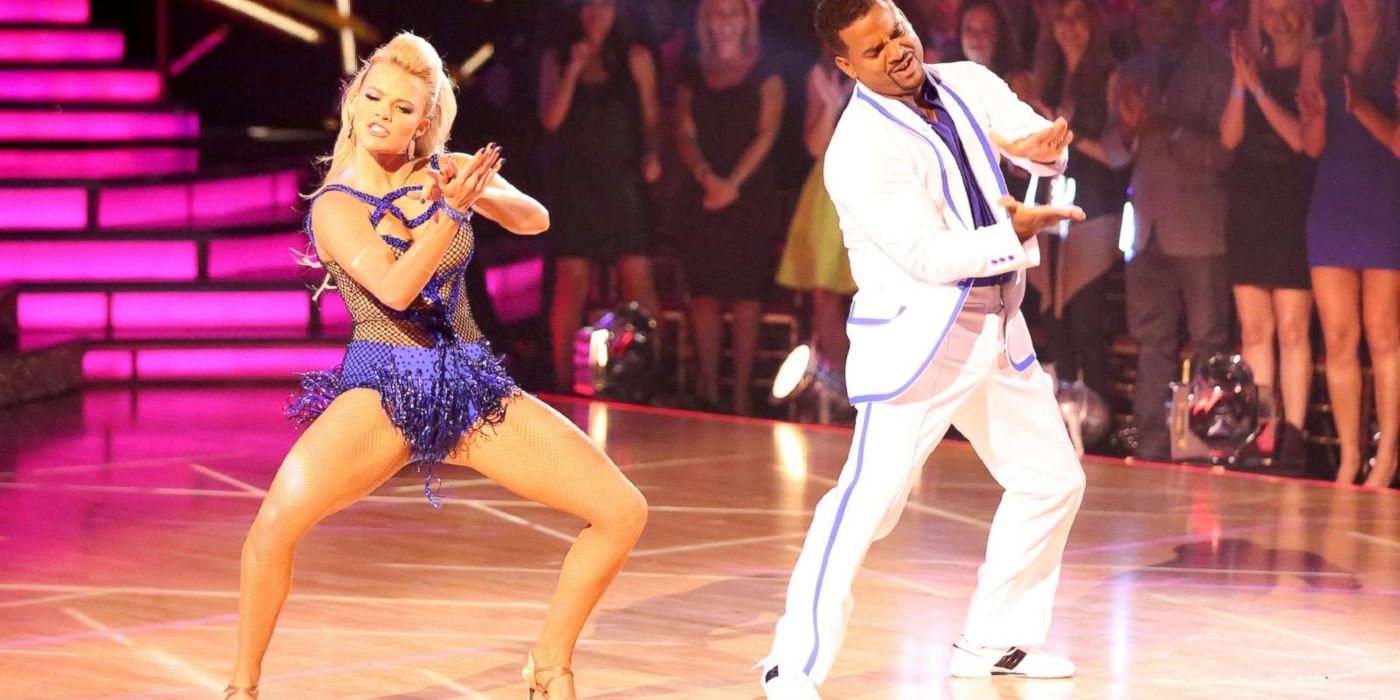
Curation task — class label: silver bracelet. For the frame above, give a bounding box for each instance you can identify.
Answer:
[439,200,472,224]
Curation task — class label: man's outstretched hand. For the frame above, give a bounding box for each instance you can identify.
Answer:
[998,196,1085,242]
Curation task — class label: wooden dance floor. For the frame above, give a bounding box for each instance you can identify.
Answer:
[2,386,1398,699]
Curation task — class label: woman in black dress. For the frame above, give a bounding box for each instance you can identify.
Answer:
[540,0,663,392]
[676,0,784,416]
[1218,0,1315,466]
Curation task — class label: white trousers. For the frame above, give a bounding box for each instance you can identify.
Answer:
[765,309,1086,685]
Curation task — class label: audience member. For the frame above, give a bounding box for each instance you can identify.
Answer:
[1299,0,1399,486]
[676,0,785,415]
[1103,0,1234,460]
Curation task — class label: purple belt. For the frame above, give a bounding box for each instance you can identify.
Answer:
[968,272,1014,287]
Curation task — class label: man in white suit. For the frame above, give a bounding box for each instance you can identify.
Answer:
[760,1,1088,697]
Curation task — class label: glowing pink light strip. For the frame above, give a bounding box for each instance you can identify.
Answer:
[0,110,198,142]
[0,241,197,282]
[111,291,309,330]
[0,147,198,179]
[129,346,345,381]
[485,256,544,322]
[319,292,352,330]
[192,171,300,217]
[17,290,311,332]
[82,346,347,381]
[17,292,107,330]
[0,29,123,62]
[98,169,302,228]
[0,69,161,103]
[0,188,87,230]
[206,232,305,279]
[0,0,89,24]
[83,349,133,381]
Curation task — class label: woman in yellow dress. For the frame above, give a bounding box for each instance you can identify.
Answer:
[776,60,856,373]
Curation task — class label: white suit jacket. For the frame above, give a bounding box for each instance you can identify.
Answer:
[826,62,1067,404]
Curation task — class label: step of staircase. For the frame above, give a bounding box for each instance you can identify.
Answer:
[0,146,200,178]
[0,0,89,25]
[0,166,305,231]
[8,280,350,342]
[0,67,162,104]
[82,338,347,382]
[0,225,307,284]
[0,107,198,143]
[0,27,124,63]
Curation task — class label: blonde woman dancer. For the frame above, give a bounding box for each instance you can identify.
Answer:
[223,33,647,700]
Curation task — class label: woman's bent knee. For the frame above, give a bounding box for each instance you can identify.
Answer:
[608,486,648,544]
[243,502,306,560]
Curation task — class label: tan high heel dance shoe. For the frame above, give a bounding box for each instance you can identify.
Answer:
[521,651,573,699]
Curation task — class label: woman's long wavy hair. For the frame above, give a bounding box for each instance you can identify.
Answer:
[313,32,458,194]
[1033,0,1115,135]
[949,0,1025,80]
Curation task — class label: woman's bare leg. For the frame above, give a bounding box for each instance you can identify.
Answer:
[730,300,762,416]
[1313,267,1364,484]
[1234,284,1279,429]
[1272,288,1314,431]
[1361,269,1400,488]
[444,395,647,698]
[617,254,660,315]
[550,258,593,392]
[228,389,411,693]
[690,295,724,405]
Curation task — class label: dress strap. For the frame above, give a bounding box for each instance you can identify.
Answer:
[311,183,427,227]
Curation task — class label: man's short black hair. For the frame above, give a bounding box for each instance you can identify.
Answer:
[814,0,886,57]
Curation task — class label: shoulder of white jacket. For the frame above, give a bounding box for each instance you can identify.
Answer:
[928,60,993,86]
[826,101,903,163]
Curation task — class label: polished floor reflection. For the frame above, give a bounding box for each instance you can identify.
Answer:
[2,387,1397,699]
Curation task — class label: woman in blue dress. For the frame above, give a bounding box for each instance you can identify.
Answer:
[223,33,647,700]
[1300,0,1400,488]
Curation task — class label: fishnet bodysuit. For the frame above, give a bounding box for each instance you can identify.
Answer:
[288,181,518,501]
[316,182,484,346]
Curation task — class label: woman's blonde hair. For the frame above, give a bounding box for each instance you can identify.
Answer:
[695,0,761,70]
[1243,0,1314,57]
[315,31,457,191]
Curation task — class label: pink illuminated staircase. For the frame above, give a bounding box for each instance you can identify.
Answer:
[0,0,338,396]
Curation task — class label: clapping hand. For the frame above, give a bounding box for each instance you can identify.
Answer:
[1342,75,1371,115]
[565,40,597,78]
[991,117,1073,163]
[1229,31,1261,93]
[1297,84,1326,121]
[423,144,502,220]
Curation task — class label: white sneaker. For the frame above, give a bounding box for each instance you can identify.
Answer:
[761,665,822,699]
[949,639,1076,678]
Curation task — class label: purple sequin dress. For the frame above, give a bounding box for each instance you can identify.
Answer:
[1306,63,1400,271]
[289,161,519,505]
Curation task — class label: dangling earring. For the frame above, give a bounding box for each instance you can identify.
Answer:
[346,117,355,142]
[407,137,416,160]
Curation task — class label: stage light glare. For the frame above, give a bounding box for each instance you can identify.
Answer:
[772,344,813,402]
